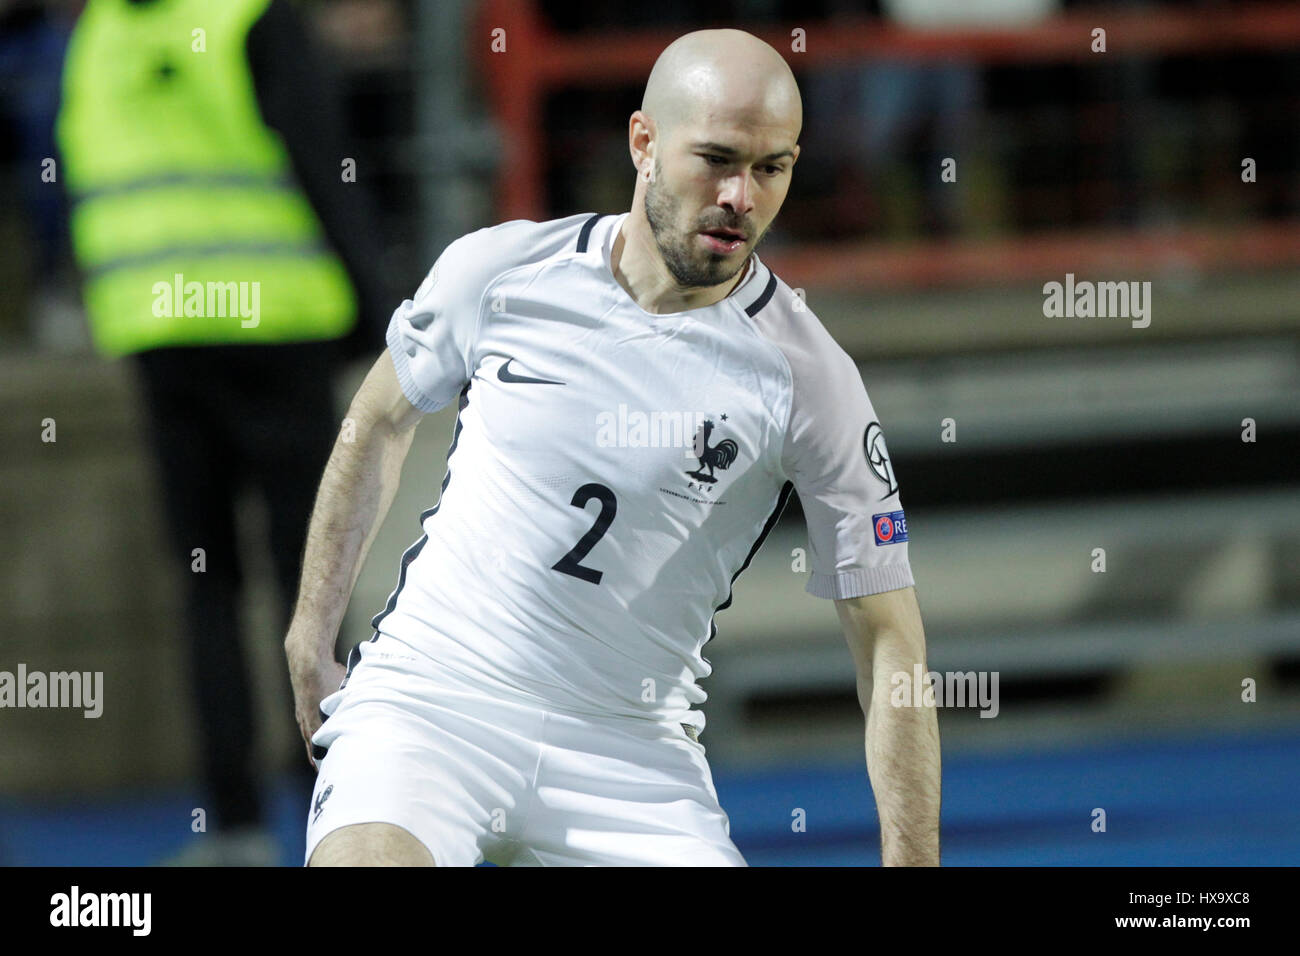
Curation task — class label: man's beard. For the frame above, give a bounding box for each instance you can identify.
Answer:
[644,160,759,288]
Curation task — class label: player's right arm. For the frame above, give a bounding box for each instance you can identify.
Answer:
[283,225,507,765]
[284,347,424,767]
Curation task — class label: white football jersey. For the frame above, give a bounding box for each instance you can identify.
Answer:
[368,211,914,736]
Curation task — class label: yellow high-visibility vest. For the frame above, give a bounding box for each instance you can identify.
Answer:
[57,0,356,356]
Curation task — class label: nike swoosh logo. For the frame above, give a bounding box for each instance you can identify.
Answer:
[497,358,565,386]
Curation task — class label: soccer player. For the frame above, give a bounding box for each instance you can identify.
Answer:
[286,28,940,867]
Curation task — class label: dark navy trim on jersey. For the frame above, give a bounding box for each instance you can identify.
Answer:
[320,382,474,761]
[336,640,363,694]
[744,272,778,318]
[576,213,605,253]
[313,642,360,761]
[704,479,795,648]
[366,381,473,638]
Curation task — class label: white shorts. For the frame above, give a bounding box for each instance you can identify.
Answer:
[305,635,745,866]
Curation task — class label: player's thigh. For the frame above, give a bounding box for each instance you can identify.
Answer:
[520,715,746,867]
[305,706,490,868]
[308,822,434,867]
[305,659,542,867]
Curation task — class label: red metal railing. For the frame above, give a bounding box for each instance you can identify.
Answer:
[474,1,1300,289]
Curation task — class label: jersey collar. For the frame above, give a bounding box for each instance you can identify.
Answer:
[598,212,774,319]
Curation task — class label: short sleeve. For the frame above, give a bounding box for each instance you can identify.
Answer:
[784,343,915,600]
[385,235,483,414]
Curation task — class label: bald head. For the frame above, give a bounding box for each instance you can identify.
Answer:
[619,30,801,307]
[641,29,802,147]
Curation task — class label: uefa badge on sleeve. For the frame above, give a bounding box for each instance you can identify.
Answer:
[872,510,908,545]
[864,422,899,498]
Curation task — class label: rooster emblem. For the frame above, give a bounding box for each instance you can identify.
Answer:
[686,419,739,484]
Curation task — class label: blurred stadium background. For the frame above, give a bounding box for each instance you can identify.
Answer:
[1,0,1298,865]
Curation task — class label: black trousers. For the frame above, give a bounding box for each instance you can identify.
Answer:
[133,340,343,831]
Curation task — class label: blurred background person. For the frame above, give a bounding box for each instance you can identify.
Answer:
[798,0,1021,240]
[54,0,393,864]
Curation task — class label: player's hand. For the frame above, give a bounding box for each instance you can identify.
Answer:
[286,640,347,771]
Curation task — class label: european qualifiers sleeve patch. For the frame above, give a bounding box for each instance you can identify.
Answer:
[864,421,898,498]
[873,510,908,545]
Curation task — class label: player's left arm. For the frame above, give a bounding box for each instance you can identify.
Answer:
[775,305,940,864]
[835,585,941,866]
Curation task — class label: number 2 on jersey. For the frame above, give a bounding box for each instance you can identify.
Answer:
[552,482,617,585]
